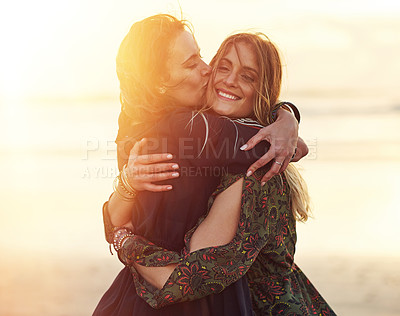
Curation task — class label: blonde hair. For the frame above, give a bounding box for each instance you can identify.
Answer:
[210,33,311,221]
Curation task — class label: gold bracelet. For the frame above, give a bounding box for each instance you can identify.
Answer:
[113,176,135,202]
[121,164,136,194]
[118,175,136,197]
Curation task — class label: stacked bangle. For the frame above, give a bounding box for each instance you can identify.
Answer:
[113,165,137,202]
[113,176,134,201]
[112,227,134,252]
[121,164,136,193]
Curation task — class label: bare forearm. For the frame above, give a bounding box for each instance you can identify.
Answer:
[134,263,177,290]
[189,178,242,252]
[127,179,243,290]
[108,193,135,227]
[276,109,308,162]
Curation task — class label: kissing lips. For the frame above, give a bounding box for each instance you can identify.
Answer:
[217,89,241,101]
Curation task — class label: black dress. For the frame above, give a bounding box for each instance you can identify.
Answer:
[93,110,270,316]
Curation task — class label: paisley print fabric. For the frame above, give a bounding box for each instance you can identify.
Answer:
[108,170,336,315]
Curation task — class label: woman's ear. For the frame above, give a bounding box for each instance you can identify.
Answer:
[158,73,170,94]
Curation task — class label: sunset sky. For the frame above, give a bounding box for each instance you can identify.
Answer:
[0,0,399,102]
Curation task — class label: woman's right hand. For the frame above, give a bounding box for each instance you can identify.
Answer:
[124,138,180,192]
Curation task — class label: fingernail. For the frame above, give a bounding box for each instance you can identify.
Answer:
[261,182,266,186]
[167,154,173,159]
[240,144,248,151]
[246,170,252,177]
[166,186,173,190]
[172,164,179,169]
[172,172,179,177]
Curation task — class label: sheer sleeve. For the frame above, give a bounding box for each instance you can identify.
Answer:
[117,171,284,309]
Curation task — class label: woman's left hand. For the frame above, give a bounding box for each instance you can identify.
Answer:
[241,109,298,183]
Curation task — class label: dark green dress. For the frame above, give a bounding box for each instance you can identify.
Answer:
[114,169,336,315]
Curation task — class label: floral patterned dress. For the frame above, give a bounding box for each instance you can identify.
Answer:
[111,170,336,315]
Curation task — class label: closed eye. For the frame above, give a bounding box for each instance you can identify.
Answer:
[218,66,229,72]
[187,63,199,69]
[241,74,255,82]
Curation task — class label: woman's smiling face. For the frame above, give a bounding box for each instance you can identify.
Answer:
[207,41,259,118]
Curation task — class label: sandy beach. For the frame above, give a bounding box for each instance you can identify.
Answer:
[0,100,399,315]
[1,251,399,315]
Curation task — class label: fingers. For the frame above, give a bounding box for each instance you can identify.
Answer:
[260,157,289,184]
[260,161,282,185]
[246,140,293,184]
[134,153,174,164]
[128,138,143,161]
[125,163,179,178]
[127,171,179,192]
[279,157,290,174]
[241,127,270,151]
[142,183,173,192]
[124,138,178,192]
[128,138,173,171]
[240,135,259,151]
[133,163,179,174]
[128,138,174,164]
[135,171,180,183]
[246,151,274,177]
[136,171,179,192]
[128,138,148,167]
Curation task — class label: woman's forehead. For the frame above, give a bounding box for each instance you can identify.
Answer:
[221,42,258,71]
[169,31,199,65]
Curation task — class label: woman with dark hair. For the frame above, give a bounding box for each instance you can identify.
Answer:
[94,14,311,315]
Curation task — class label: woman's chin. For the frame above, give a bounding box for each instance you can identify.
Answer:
[211,106,232,117]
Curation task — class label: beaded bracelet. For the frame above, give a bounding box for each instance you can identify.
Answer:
[113,227,134,252]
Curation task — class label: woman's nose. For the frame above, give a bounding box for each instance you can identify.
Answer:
[223,72,237,87]
[201,61,211,77]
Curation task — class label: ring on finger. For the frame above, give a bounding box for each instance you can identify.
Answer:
[274,161,283,166]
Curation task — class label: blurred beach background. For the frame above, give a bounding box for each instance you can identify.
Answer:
[0,0,399,315]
